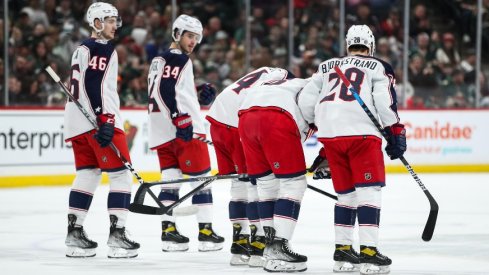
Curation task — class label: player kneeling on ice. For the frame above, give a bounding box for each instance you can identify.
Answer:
[147,14,223,253]
[64,2,139,258]
[238,76,315,273]
[299,24,406,274]
[206,67,294,267]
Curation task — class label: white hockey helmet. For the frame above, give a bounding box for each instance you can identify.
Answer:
[172,14,203,44]
[86,2,122,32]
[345,25,375,56]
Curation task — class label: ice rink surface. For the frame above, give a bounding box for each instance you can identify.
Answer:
[1,173,488,275]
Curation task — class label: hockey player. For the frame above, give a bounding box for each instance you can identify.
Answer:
[206,67,293,266]
[147,14,223,253]
[238,77,313,272]
[298,25,406,274]
[64,2,139,258]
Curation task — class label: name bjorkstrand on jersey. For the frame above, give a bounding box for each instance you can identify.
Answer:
[320,57,378,73]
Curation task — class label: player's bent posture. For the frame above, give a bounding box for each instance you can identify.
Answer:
[206,67,293,267]
[64,2,139,258]
[238,77,313,273]
[147,14,222,253]
[299,25,406,274]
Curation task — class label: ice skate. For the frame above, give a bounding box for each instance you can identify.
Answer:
[107,215,140,258]
[248,224,266,267]
[263,238,307,273]
[161,221,189,252]
[333,244,360,272]
[198,223,225,252]
[65,214,97,258]
[359,246,391,274]
[229,223,250,265]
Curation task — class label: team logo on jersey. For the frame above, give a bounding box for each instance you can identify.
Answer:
[274,162,280,169]
[365,173,372,181]
[186,160,191,167]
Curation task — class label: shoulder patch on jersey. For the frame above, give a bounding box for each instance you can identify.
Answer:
[170,49,182,54]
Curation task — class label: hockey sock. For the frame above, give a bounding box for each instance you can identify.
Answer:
[256,174,279,228]
[273,175,307,240]
[229,179,249,232]
[68,168,101,226]
[190,173,213,223]
[335,191,358,245]
[107,170,132,228]
[357,186,382,247]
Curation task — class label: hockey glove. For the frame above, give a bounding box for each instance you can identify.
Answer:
[172,113,193,142]
[94,113,115,148]
[384,123,407,160]
[308,147,331,179]
[196,83,216,105]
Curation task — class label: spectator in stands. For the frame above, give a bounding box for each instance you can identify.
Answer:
[435,32,460,69]
[410,3,432,37]
[411,32,436,65]
[409,54,438,101]
[444,69,475,107]
[375,37,397,69]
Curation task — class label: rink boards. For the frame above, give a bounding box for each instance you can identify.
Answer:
[1,108,488,187]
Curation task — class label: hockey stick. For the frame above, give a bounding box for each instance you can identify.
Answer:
[193,134,213,145]
[333,66,438,241]
[306,184,337,200]
[129,175,239,215]
[45,66,191,216]
[129,178,217,215]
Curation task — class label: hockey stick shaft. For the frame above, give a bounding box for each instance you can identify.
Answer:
[307,184,337,200]
[45,66,165,209]
[193,134,213,145]
[333,66,438,241]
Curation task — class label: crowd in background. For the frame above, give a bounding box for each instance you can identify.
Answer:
[1,0,488,108]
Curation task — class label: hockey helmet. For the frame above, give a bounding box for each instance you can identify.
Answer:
[172,14,203,44]
[345,25,375,56]
[86,2,122,32]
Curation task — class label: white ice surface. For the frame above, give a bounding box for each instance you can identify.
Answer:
[1,173,488,275]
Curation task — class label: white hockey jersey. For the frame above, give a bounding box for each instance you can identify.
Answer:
[298,55,400,139]
[239,78,311,141]
[206,67,291,127]
[147,49,206,148]
[64,38,122,140]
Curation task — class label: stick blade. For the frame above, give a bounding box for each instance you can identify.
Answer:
[128,203,161,215]
[422,196,439,242]
[422,209,438,241]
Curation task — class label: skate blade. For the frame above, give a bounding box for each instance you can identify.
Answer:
[230,254,250,266]
[264,259,307,272]
[360,263,390,274]
[198,241,223,252]
[333,261,360,272]
[248,255,266,267]
[66,247,96,258]
[162,241,189,252]
[107,247,138,258]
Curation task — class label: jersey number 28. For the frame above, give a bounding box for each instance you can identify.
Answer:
[321,67,364,102]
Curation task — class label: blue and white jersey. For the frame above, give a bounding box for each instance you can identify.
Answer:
[206,67,290,128]
[147,48,206,148]
[64,38,121,140]
[298,54,400,139]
